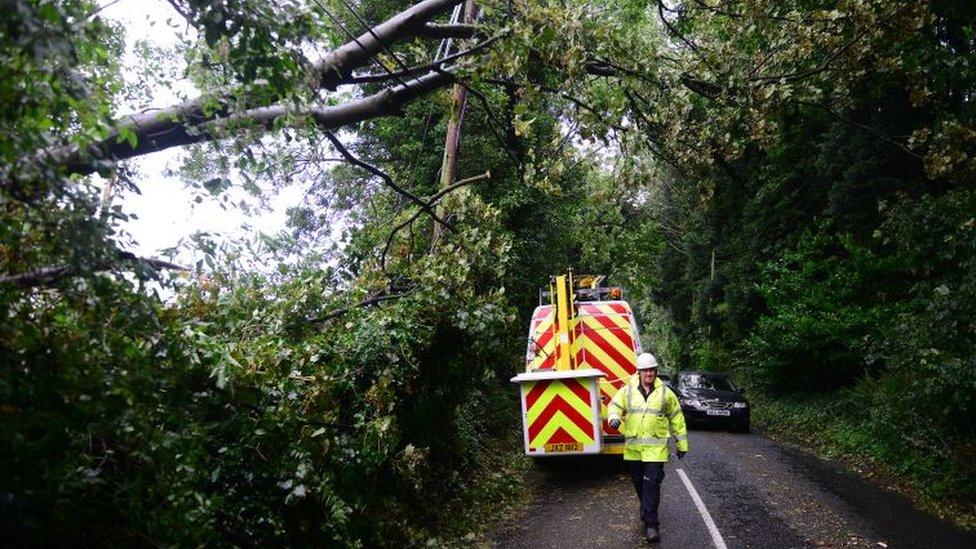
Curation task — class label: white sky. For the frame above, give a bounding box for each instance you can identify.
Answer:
[98,0,305,263]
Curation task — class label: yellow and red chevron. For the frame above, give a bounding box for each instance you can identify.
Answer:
[525,302,638,437]
[527,307,558,370]
[573,302,637,380]
[523,377,596,450]
[573,303,638,435]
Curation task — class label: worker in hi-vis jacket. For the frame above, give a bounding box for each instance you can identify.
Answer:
[608,353,689,544]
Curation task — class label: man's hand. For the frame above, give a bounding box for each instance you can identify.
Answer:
[609,418,620,429]
[677,450,686,460]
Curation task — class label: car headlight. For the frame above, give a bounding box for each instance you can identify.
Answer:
[681,398,703,409]
[732,401,748,408]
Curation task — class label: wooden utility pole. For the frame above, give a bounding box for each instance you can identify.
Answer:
[433,0,477,240]
[99,171,118,221]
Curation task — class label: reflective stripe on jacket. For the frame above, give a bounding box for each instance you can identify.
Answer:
[607,375,689,462]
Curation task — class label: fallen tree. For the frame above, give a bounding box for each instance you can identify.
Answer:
[26,0,474,179]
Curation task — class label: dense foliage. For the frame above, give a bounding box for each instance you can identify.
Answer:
[0,0,612,543]
[590,0,976,519]
[2,0,974,543]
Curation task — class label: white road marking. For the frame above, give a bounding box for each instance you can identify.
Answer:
[676,467,728,549]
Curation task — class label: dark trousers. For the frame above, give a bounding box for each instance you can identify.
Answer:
[630,461,665,527]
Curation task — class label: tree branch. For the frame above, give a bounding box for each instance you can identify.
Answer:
[680,74,723,98]
[750,31,865,84]
[381,170,490,269]
[656,0,719,73]
[45,71,455,178]
[464,84,521,166]
[310,288,418,323]
[163,0,193,25]
[0,265,72,288]
[322,131,455,232]
[1,252,188,289]
[314,0,412,89]
[813,103,922,160]
[431,170,491,202]
[484,78,627,133]
[31,0,464,179]
[581,55,726,101]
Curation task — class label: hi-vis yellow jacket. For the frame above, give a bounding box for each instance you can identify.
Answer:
[608,375,688,462]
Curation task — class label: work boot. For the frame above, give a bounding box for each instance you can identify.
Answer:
[645,526,660,543]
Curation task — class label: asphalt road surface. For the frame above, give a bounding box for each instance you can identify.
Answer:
[486,429,976,548]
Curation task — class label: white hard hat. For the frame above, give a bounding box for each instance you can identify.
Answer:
[636,353,659,370]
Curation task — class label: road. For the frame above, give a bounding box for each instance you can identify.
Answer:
[486,429,976,548]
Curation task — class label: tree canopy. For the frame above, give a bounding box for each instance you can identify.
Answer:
[2,0,975,543]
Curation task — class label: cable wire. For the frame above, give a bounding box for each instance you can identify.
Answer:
[309,0,411,88]
[335,0,414,77]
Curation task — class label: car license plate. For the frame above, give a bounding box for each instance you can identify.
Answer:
[544,442,583,453]
[706,409,731,416]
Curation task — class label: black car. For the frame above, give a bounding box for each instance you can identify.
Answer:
[672,371,750,432]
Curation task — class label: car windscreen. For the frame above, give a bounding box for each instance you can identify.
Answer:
[679,374,735,391]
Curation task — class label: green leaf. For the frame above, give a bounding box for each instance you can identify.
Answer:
[203,178,230,195]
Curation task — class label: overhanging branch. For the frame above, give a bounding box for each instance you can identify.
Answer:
[50,71,455,177]
[310,287,418,323]
[31,0,464,179]
[322,131,454,232]
[380,170,490,269]
[1,252,188,289]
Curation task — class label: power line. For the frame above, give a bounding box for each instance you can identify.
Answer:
[335,0,414,76]
[309,0,411,89]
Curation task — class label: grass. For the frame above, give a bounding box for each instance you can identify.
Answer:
[751,391,976,531]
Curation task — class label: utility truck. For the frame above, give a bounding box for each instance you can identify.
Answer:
[511,274,641,456]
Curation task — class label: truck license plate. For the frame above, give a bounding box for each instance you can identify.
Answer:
[706,409,731,416]
[544,442,583,453]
